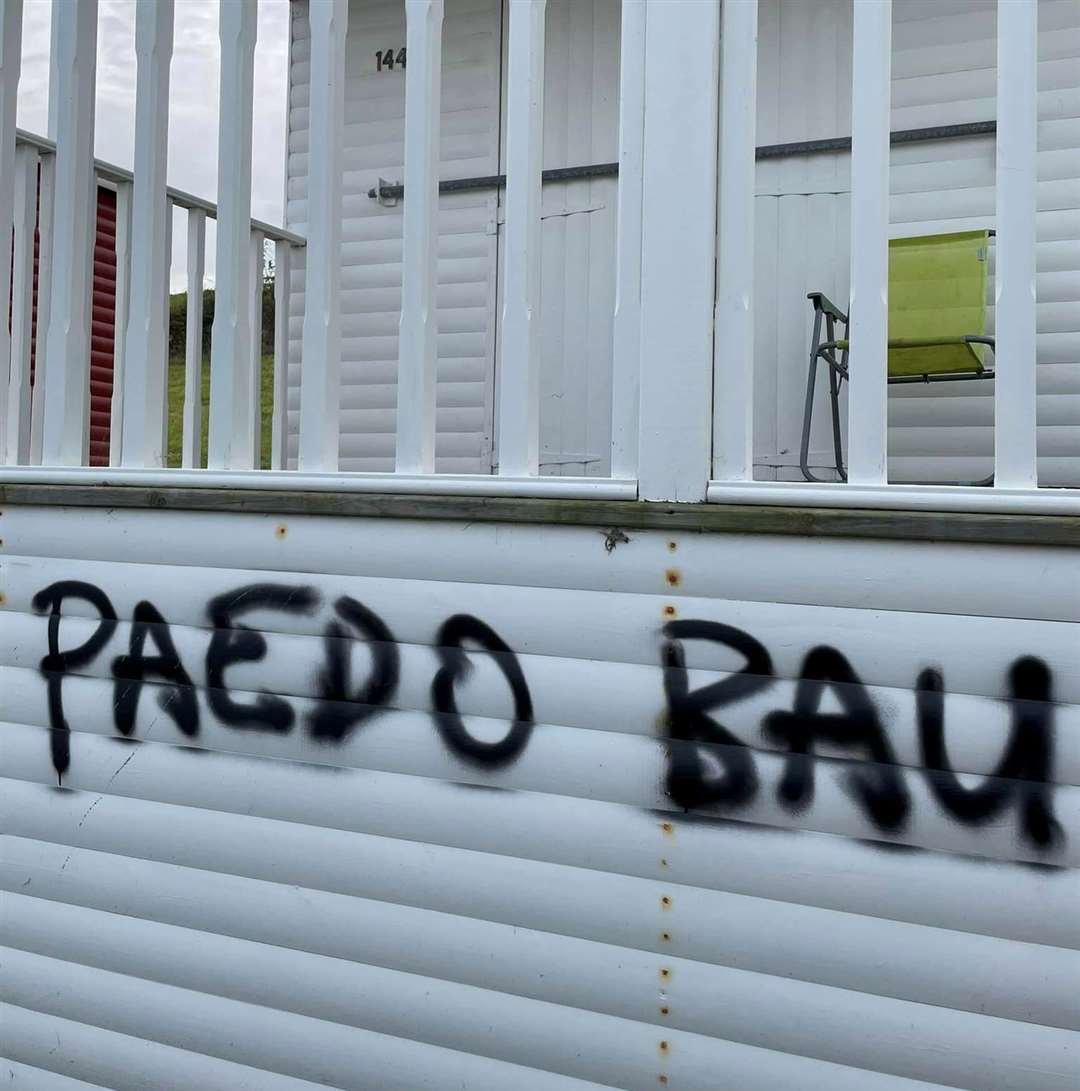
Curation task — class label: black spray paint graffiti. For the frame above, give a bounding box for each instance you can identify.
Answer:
[32,581,1061,851]
[660,620,1062,850]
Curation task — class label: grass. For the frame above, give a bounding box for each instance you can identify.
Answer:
[166,354,276,469]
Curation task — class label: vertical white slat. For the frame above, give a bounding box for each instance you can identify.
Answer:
[28,153,54,465]
[609,0,645,481]
[109,180,132,466]
[208,0,257,470]
[39,0,98,466]
[120,0,173,467]
[0,0,23,462]
[994,0,1038,490]
[271,240,291,470]
[637,0,719,502]
[395,0,445,476]
[7,144,36,464]
[845,0,890,487]
[161,199,173,455]
[712,0,758,482]
[249,228,264,468]
[496,0,546,478]
[181,208,206,469]
[298,0,348,472]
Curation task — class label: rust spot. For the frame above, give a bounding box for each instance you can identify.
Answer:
[661,931,671,942]
[660,1005,670,1016]
[659,1040,670,1056]
[662,604,676,618]
[275,524,287,539]
[660,857,668,868]
[658,1077,669,1086]
[660,821,674,835]
[659,967,671,981]
[667,540,677,552]
[665,568,681,588]
[660,895,672,909]
[0,592,6,605]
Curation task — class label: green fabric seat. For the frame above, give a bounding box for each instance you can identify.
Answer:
[801,229,995,483]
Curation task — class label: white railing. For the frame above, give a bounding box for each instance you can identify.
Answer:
[0,0,1072,515]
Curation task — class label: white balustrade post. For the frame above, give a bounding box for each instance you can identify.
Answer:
[40,0,97,466]
[109,180,132,465]
[182,208,206,468]
[497,0,546,478]
[712,0,758,482]
[994,0,1038,490]
[250,228,264,467]
[298,0,347,471]
[637,0,719,501]
[846,0,891,486]
[395,0,444,475]
[121,0,173,467]
[271,241,291,470]
[29,153,54,464]
[0,0,23,461]
[609,0,645,481]
[208,0,257,470]
[7,144,36,464]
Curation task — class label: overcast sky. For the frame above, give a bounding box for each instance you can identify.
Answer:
[17,0,292,290]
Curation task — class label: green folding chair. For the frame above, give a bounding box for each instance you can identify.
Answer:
[800,229,996,482]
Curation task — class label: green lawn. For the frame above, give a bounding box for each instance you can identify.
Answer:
[166,354,276,469]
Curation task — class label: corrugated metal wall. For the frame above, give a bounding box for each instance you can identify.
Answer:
[285,0,1080,485]
[1,502,1077,1088]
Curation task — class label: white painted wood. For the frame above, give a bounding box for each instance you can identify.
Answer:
[6,144,36,465]
[994,0,1039,489]
[609,0,645,481]
[182,209,206,469]
[0,0,23,463]
[250,229,264,468]
[395,0,444,476]
[39,0,97,466]
[713,0,758,482]
[208,0,257,470]
[108,181,132,466]
[497,0,547,477]
[28,153,55,466]
[637,0,719,501]
[271,242,291,471]
[298,0,347,472]
[120,0,173,468]
[845,0,890,486]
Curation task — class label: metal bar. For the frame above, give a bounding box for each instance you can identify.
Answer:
[994,0,1038,490]
[120,0,173,468]
[39,0,97,466]
[7,143,35,464]
[270,241,291,470]
[182,208,206,469]
[207,0,257,470]
[29,153,55,465]
[108,181,132,465]
[0,0,23,463]
[395,0,444,476]
[637,0,720,502]
[609,0,645,480]
[366,122,999,201]
[298,0,347,472]
[845,0,891,486]
[15,128,305,246]
[713,0,758,483]
[496,0,546,478]
[249,228,264,468]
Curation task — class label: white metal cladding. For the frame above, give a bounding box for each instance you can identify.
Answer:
[755,0,1080,485]
[0,503,1078,1089]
